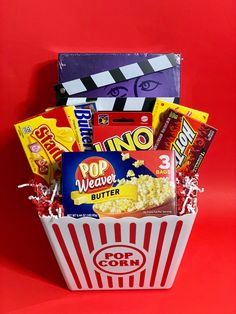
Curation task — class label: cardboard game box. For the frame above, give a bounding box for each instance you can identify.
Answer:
[93,112,153,151]
[55,53,181,109]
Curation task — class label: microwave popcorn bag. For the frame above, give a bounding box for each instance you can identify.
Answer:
[93,112,153,152]
[62,151,177,218]
[18,162,201,218]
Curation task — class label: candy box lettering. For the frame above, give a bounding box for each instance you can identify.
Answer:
[154,110,217,173]
[14,107,84,184]
[71,103,97,150]
[152,99,209,140]
[93,112,153,152]
[62,151,176,218]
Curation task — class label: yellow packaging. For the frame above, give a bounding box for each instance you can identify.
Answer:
[152,99,209,139]
[15,107,84,184]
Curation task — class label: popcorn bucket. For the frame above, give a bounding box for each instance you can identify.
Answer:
[40,213,196,290]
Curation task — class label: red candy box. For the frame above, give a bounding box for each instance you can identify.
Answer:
[154,110,217,173]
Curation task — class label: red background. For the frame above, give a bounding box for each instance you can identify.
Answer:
[1,0,236,313]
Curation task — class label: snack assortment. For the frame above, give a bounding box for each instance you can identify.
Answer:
[15,53,217,220]
[14,53,218,292]
[62,151,176,218]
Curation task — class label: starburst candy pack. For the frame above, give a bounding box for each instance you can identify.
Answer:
[15,106,85,184]
[154,109,217,173]
[62,150,176,218]
[93,112,153,152]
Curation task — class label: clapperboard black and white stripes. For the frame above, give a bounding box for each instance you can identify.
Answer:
[55,54,178,97]
[56,97,180,111]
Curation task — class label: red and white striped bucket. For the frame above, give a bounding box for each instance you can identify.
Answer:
[40,213,196,290]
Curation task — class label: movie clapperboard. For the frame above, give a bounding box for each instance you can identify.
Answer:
[55,53,181,111]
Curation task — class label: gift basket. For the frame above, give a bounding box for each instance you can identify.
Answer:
[15,53,217,290]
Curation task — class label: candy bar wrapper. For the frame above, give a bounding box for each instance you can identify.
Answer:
[154,110,217,173]
[152,99,209,140]
[66,104,97,150]
[15,106,84,184]
[93,112,153,151]
[62,151,176,218]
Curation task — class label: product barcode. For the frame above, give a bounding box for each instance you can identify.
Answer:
[22,126,32,134]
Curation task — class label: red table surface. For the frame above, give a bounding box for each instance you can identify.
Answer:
[0,0,236,313]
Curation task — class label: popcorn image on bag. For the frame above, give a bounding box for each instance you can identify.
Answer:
[93,175,175,214]
[121,152,130,161]
[126,170,135,177]
[132,160,145,168]
[62,150,176,218]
